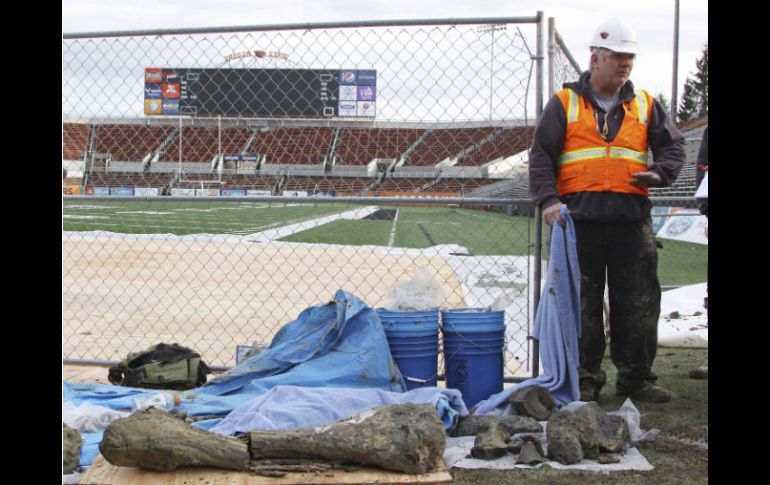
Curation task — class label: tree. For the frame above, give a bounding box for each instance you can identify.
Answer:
[655,92,671,114]
[677,44,708,123]
[678,79,700,123]
[694,44,708,116]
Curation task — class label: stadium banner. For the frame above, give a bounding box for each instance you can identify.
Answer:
[283,190,308,197]
[93,186,110,196]
[170,188,196,196]
[246,189,272,196]
[309,190,336,197]
[195,188,220,197]
[63,184,81,195]
[656,209,707,245]
[85,186,94,195]
[110,187,135,196]
[144,68,376,118]
[369,191,458,206]
[371,191,458,198]
[651,206,672,234]
[134,187,160,197]
[222,189,247,197]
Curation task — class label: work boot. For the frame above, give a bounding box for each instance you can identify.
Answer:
[579,381,599,402]
[616,383,672,403]
[689,358,708,379]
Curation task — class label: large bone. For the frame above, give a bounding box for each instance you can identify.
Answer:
[99,407,250,472]
[249,403,445,474]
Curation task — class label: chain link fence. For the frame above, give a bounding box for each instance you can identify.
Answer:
[63,16,547,377]
[63,15,707,378]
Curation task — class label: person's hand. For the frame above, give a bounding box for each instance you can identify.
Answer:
[543,202,566,226]
[629,171,662,187]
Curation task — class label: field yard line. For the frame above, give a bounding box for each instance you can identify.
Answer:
[387,208,399,247]
[245,206,379,242]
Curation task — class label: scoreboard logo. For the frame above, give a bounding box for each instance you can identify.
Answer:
[340,70,357,84]
[145,84,162,98]
[357,86,376,101]
[163,71,179,83]
[357,70,377,86]
[145,68,163,83]
[144,99,162,115]
[163,83,181,99]
[162,99,180,114]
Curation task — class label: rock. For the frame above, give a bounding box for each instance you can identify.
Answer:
[450,415,542,437]
[63,424,83,474]
[668,311,680,319]
[508,385,556,421]
[546,409,599,464]
[596,454,621,464]
[507,433,544,456]
[471,424,510,460]
[574,402,629,453]
[99,407,250,472]
[516,441,545,465]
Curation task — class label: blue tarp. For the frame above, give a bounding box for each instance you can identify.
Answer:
[64,290,464,467]
[474,206,581,414]
[209,385,468,435]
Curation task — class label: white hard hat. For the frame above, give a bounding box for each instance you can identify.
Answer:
[590,19,639,55]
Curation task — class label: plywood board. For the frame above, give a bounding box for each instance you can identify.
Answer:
[81,454,453,485]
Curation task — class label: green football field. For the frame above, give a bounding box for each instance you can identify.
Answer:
[63,199,706,286]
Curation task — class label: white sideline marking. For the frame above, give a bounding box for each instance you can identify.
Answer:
[245,206,380,242]
[387,208,399,247]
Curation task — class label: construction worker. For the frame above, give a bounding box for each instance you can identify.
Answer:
[529,19,685,403]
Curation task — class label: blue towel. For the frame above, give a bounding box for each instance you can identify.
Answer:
[473,205,581,414]
[207,385,469,435]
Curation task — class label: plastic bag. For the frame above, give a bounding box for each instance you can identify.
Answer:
[62,401,130,433]
[607,398,660,442]
[382,268,447,311]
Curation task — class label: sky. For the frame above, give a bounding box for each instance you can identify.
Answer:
[62,0,707,115]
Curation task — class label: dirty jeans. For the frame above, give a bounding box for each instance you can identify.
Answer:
[573,217,661,393]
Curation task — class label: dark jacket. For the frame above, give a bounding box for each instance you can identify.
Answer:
[529,71,685,222]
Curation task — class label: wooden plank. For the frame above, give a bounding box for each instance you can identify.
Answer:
[81,454,453,485]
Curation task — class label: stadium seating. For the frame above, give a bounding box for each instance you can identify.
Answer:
[94,124,174,162]
[63,123,90,160]
[335,128,425,165]
[406,128,497,166]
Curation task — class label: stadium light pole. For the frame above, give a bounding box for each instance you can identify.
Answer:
[477,24,507,121]
[671,0,680,122]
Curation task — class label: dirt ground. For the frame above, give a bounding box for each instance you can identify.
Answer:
[449,347,708,484]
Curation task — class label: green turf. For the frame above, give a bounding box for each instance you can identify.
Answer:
[280,206,535,256]
[63,200,706,287]
[62,200,349,235]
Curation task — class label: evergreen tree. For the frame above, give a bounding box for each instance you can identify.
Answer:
[677,44,708,123]
[694,44,708,116]
[655,92,671,114]
[678,79,699,123]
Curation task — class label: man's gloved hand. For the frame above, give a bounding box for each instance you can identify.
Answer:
[543,202,566,226]
[629,171,662,187]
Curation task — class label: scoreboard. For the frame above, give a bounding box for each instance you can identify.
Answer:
[144,68,376,118]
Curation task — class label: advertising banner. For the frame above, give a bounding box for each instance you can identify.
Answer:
[63,184,81,195]
[110,187,135,196]
[222,189,247,197]
[247,189,272,196]
[93,186,110,196]
[170,188,196,196]
[134,187,160,197]
[195,188,221,197]
[656,209,708,245]
[283,190,308,197]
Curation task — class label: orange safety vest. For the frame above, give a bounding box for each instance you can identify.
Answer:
[555,87,653,196]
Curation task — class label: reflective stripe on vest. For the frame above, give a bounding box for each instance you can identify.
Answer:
[555,87,652,196]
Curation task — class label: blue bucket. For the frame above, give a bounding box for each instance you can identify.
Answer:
[377,309,439,389]
[441,308,505,408]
